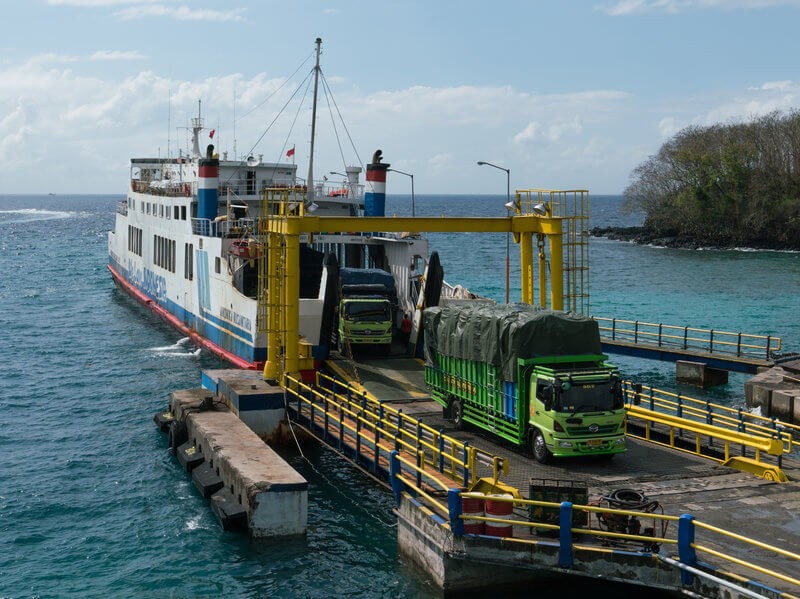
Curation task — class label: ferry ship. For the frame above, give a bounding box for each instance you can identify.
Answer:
[107,39,464,371]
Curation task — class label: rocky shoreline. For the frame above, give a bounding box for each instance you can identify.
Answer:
[590,226,800,252]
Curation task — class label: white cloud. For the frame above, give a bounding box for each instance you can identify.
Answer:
[48,0,159,5]
[89,50,146,61]
[599,0,800,15]
[658,116,679,137]
[113,4,246,21]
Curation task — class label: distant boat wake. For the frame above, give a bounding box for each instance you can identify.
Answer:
[149,337,201,357]
[0,208,74,225]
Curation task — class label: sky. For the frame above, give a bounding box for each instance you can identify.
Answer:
[3,0,800,195]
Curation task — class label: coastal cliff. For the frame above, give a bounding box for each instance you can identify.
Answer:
[603,110,800,251]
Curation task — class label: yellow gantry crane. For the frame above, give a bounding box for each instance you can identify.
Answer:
[258,188,575,383]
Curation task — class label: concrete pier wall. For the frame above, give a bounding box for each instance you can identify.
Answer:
[745,361,800,423]
[170,388,308,538]
[395,493,771,599]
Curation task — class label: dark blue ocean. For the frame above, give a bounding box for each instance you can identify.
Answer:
[1,194,798,598]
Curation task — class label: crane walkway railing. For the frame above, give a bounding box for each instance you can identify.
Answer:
[594,317,781,361]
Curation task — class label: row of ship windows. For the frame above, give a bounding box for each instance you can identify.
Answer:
[154,235,176,273]
[129,233,222,282]
[128,225,143,256]
[130,198,188,221]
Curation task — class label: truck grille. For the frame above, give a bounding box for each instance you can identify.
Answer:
[567,424,618,436]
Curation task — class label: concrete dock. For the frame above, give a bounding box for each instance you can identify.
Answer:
[162,384,308,538]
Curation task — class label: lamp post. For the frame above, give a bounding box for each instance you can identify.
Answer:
[387,168,415,217]
[477,161,511,304]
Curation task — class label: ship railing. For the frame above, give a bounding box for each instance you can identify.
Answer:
[593,316,782,360]
[391,487,800,595]
[191,217,259,238]
[116,201,128,216]
[131,179,194,197]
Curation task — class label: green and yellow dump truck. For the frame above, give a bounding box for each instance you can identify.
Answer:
[336,267,396,355]
[423,303,627,463]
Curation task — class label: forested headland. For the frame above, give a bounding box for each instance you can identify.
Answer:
[593,110,800,250]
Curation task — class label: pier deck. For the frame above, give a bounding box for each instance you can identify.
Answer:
[325,353,800,595]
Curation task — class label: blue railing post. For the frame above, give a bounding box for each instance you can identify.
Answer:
[683,326,688,350]
[389,450,402,506]
[658,323,663,347]
[678,514,697,585]
[766,335,772,359]
[416,451,423,489]
[709,329,714,353]
[448,488,465,536]
[559,502,574,568]
[737,333,742,357]
[649,388,655,411]
[611,318,616,340]
[634,320,639,344]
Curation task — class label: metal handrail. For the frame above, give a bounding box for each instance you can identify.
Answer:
[283,373,494,488]
[624,382,799,452]
[594,316,781,359]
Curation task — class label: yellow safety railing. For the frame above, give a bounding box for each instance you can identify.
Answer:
[394,488,800,595]
[624,382,798,454]
[594,317,781,359]
[314,371,506,483]
[281,372,508,490]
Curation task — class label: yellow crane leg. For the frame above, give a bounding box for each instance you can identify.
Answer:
[284,232,300,382]
[520,231,533,304]
[537,234,547,309]
[263,232,282,383]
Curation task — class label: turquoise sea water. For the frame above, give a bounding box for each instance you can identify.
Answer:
[1,194,797,598]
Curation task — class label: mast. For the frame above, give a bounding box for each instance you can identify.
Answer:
[306,37,322,202]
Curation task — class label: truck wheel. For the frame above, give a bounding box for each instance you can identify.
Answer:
[451,398,464,430]
[531,429,551,464]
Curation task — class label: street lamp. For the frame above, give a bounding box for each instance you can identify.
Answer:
[387,168,415,217]
[477,161,511,304]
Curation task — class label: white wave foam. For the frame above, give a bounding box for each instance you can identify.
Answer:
[0,208,74,224]
[184,515,203,531]
[176,337,191,346]
[148,340,200,357]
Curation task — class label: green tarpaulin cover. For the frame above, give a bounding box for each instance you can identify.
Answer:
[423,302,602,381]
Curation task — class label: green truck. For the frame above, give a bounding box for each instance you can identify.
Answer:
[336,267,396,355]
[423,303,626,463]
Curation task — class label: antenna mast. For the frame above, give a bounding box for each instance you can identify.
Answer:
[306,37,322,202]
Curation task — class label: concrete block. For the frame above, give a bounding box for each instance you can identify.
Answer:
[216,370,286,440]
[771,390,800,424]
[171,388,308,538]
[676,360,728,387]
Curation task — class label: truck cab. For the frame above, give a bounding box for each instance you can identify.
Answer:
[525,357,627,463]
[335,267,397,355]
[337,294,393,354]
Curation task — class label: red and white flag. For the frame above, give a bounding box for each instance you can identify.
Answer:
[286,146,295,158]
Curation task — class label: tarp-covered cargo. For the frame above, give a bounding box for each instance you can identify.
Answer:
[423,303,602,381]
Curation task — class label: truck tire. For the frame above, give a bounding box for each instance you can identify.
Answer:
[531,429,551,464]
[451,398,464,430]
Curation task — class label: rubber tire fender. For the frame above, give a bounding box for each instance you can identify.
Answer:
[168,420,188,455]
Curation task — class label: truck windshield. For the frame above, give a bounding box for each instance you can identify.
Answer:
[557,381,620,412]
[345,303,389,322]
